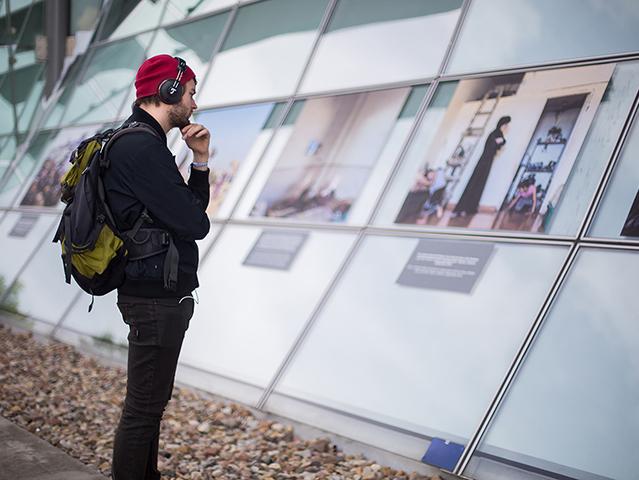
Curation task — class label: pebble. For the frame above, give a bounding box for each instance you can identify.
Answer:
[0,325,435,480]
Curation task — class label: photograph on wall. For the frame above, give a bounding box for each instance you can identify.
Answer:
[19,124,108,208]
[175,102,283,217]
[620,190,639,237]
[249,86,417,222]
[394,64,614,233]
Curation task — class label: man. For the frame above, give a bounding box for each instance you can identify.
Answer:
[103,54,211,480]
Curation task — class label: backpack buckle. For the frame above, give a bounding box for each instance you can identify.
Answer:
[160,231,170,246]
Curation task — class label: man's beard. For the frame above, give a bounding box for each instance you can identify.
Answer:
[168,103,191,129]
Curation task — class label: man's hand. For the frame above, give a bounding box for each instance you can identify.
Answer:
[182,123,211,158]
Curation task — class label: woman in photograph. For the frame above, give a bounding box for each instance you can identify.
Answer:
[452,115,511,217]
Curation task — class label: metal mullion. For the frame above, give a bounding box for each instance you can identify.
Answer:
[364,80,438,226]
[184,1,242,111]
[91,0,169,48]
[437,0,473,76]
[255,229,366,410]
[155,0,238,33]
[284,76,438,103]
[578,88,639,240]
[453,243,582,476]
[364,0,470,225]
[194,1,295,267]
[197,97,295,265]
[289,0,340,98]
[212,215,578,247]
[221,217,362,234]
[440,51,639,83]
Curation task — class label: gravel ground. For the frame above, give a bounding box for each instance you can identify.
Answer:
[0,325,436,480]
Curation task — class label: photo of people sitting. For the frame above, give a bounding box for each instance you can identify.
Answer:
[394,64,613,233]
[20,154,70,207]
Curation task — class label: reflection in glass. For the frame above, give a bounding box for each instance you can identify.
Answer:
[120,12,230,114]
[300,0,462,94]
[57,34,151,127]
[175,102,285,218]
[447,0,639,74]
[17,125,106,209]
[179,226,355,394]
[589,113,639,239]
[379,64,618,235]
[0,131,52,208]
[467,248,639,480]
[161,0,237,24]
[70,0,102,33]
[199,0,329,106]
[270,236,567,443]
[239,86,426,224]
[0,64,45,135]
[97,0,167,42]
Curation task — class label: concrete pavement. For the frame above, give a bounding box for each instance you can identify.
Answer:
[0,416,104,480]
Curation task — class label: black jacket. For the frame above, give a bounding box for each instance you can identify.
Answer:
[103,106,210,298]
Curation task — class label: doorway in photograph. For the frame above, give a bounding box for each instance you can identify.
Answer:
[493,94,587,232]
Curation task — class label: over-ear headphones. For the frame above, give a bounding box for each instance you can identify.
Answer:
[158,57,186,105]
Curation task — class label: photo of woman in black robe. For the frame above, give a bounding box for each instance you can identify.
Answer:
[452,115,511,217]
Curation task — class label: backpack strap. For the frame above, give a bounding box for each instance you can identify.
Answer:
[98,122,179,291]
[100,121,161,169]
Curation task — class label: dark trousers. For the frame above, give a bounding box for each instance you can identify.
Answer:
[112,295,194,480]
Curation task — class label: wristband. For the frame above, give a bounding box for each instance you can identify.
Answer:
[191,161,209,168]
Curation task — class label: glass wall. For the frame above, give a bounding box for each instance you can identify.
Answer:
[267,236,567,443]
[299,0,462,94]
[1,2,638,479]
[198,0,329,106]
[446,0,639,75]
[466,247,639,480]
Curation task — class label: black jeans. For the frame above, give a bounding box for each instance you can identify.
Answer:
[112,295,194,480]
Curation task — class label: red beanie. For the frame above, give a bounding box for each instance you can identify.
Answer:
[135,54,196,100]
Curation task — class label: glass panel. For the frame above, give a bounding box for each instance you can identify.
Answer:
[198,0,329,106]
[376,62,639,236]
[120,12,229,113]
[57,34,152,127]
[174,101,284,219]
[57,224,222,349]
[0,64,43,135]
[16,64,45,133]
[447,0,639,75]
[7,228,82,323]
[0,130,53,208]
[234,85,426,224]
[0,135,17,178]
[267,236,567,449]
[467,248,639,480]
[70,0,102,33]
[42,54,88,130]
[97,0,167,42]
[180,225,356,402]
[14,124,107,209]
[0,48,37,75]
[161,0,237,25]
[0,1,44,54]
[589,115,639,239]
[300,0,462,94]
[0,212,57,292]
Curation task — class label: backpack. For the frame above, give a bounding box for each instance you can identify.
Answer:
[52,122,180,310]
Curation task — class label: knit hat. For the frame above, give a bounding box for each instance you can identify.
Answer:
[135,54,196,100]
